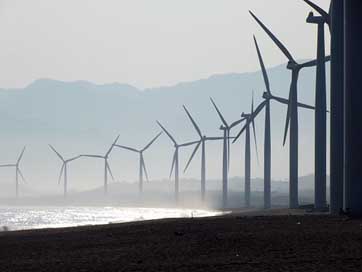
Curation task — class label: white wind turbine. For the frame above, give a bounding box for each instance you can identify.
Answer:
[182,105,225,202]
[80,135,120,194]
[49,144,82,197]
[0,147,26,198]
[113,131,163,194]
[157,121,199,202]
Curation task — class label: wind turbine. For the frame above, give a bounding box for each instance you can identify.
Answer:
[233,36,315,209]
[182,105,224,202]
[49,145,82,197]
[156,121,199,203]
[0,147,26,198]
[233,94,259,208]
[303,0,330,210]
[80,135,120,194]
[250,11,330,208]
[113,132,163,194]
[210,97,245,209]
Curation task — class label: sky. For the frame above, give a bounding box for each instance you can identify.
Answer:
[0,0,330,90]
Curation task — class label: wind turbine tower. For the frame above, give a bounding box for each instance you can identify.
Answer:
[233,36,315,209]
[210,98,244,209]
[49,145,82,197]
[113,132,162,194]
[157,121,198,203]
[81,135,119,194]
[0,147,26,198]
[304,0,330,210]
[183,105,224,202]
[250,11,330,208]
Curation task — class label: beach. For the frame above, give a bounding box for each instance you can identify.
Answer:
[1,210,362,271]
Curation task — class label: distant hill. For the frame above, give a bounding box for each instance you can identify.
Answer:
[0,62,330,195]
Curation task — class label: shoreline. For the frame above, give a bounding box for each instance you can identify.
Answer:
[0,206,226,232]
[1,209,361,271]
[0,207,322,233]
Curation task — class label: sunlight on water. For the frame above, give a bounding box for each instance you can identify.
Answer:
[0,207,224,231]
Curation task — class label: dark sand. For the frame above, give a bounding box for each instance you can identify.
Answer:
[1,210,362,271]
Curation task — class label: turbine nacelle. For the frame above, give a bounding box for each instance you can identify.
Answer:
[287,61,299,70]
[302,0,331,29]
[262,91,272,100]
[241,112,251,119]
[306,11,325,24]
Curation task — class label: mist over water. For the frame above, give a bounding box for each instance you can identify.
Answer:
[0,206,224,231]
[0,175,321,232]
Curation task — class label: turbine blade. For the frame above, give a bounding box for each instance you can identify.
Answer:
[230,118,244,129]
[17,146,26,165]
[301,56,331,68]
[114,144,139,153]
[250,91,259,159]
[297,102,315,110]
[112,134,120,145]
[157,121,177,145]
[205,137,224,141]
[80,154,104,159]
[141,156,149,182]
[17,168,26,183]
[169,151,177,179]
[106,135,120,157]
[183,141,201,173]
[254,35,271,94]
[58,164,65,185]
[210,97,228,127]
[183,105,203,138]
[232,101,266,144]
[0,164,15,167]
[303,0,330,24]
[251,114,260,165]
[106,161,114,181]
[251,91,254,114]
[233,127,246,144]
[272,96,289,105]
[282,95,292,146]
[49,144,64,162]
[274,95,316,111]
[178,140,200,147]
[253,101,267,118]
[249,11,295,63]
[66,155,82,163]
[142,131,163,151]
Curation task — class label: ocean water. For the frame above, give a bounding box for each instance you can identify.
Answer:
[0,206,224,231]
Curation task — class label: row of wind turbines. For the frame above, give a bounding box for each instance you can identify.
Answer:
[1,0,331,210]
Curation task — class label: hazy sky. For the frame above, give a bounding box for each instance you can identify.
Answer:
[0,0,330,89]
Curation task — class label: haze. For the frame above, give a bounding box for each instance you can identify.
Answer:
[0,0,331,196]
[0,0,330,89]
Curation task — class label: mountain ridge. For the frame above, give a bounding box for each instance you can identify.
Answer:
[0,61,330,190]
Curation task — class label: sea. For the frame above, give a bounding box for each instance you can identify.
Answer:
[0,206,223,231]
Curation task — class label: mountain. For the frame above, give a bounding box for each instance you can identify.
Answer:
[0,62,330,195]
